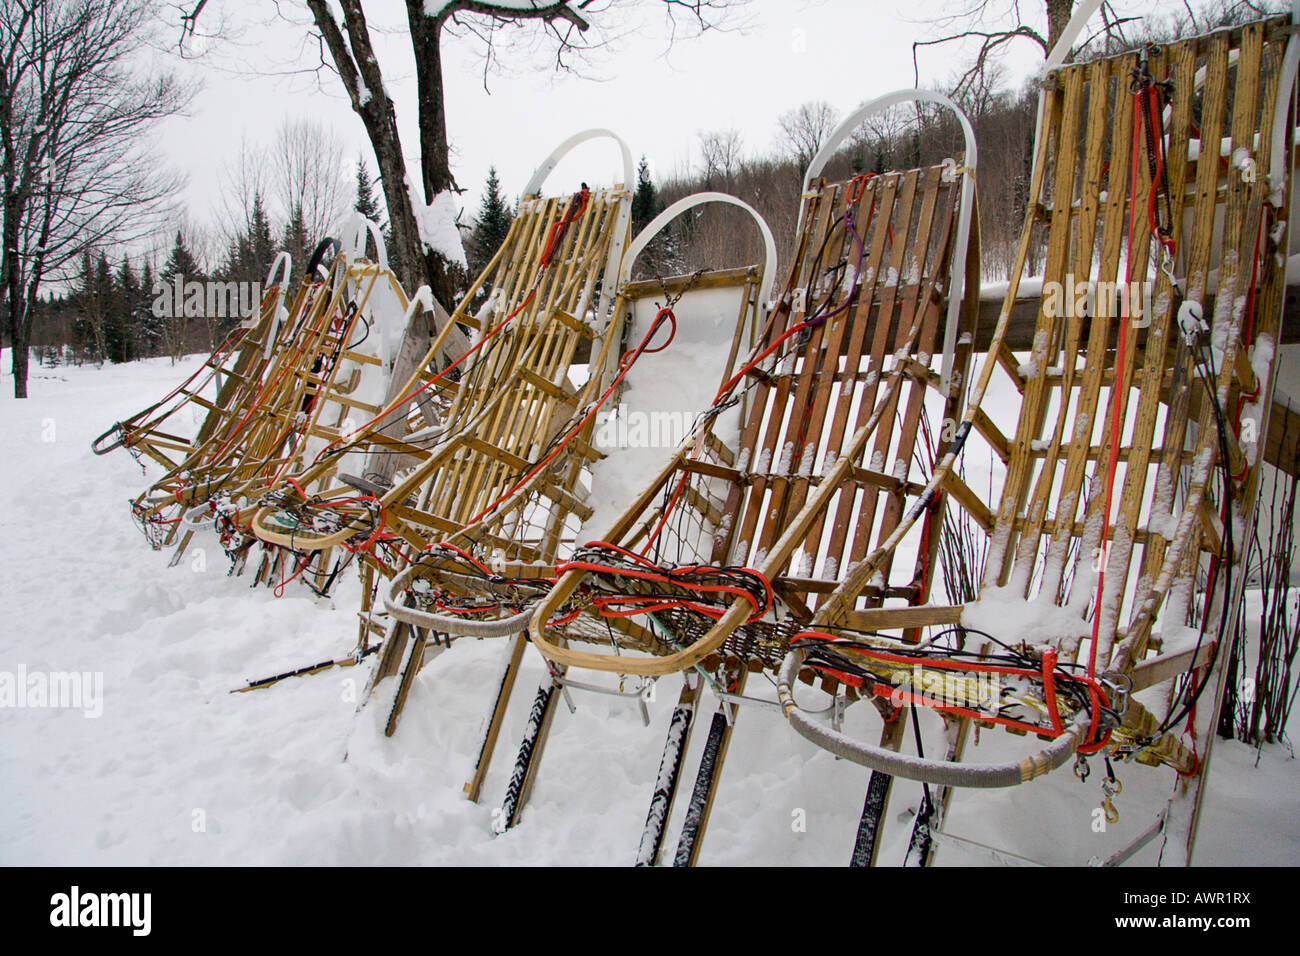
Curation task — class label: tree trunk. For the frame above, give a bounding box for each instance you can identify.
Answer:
[406,3,457,309]
[1046,0,1075,51]
[3,204,26,398]
[8,302,29,398]
[307,0,454,310]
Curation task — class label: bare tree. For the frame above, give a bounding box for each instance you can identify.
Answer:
[185,0,750,315]
[271,117,348,253]
[903,1,1251,101]
[216,136,271,249]
[699,127,744,187]
[1,0,188,398]
[777,100,840,170]
[910,0,1078,102]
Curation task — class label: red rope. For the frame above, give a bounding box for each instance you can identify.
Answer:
[308,189,591,470]
[1087,83,1168,680]
[556,539,773,625]
[462,305,677,528]
[794,631,1113,749]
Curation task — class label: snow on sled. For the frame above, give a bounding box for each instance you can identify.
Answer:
[776,4,1297,866]
[518,90,981,863]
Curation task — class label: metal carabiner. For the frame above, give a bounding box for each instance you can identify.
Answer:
[1103,795,1120,824]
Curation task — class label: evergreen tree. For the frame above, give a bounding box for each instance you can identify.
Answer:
[163,230,202,281]
[160,231,204,357]
[110,256,139,363]
[355,157,385,224]
[282,204,310,281]
[631,156,670,276]
[355,158,387,262]
[71,252,97,359]
[631,155,660,235]
[466,165,511,281]
[248,192,276,283]
[94,253,128,364]
[220,192,277,292]
[138,260,163,358]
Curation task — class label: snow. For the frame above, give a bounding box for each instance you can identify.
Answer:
[2,353,1297,866]
[580,283,748,545]
[797,442,816,477]
[776,440,794,475]
[1147,464,1178,540]
[422,0,554,15]
[818,449,837,477]
[962,584,1091,651]
[410,184,467,267]
[1017,328,1048,380]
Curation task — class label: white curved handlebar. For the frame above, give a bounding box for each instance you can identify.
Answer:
[522,128,636,197]
[261,251,293,357]
[264,251,292,290]
[801,89,977,394]
[340,212,389,271]
[621,191,779,315]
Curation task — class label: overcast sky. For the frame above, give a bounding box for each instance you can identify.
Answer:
[155,0,1159,244]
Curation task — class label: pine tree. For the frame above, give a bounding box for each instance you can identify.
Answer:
[355,157,385,224]
[631,155,660,235]
[92,251,126,361]
[631,156,670,276]
[466,165,511,280]
[111,256,139,363]
[164,230,202,281]
[355,158,387,262]
[282,204,310,281]
[138,260,163,358]
[248,192,276,283]
[72,252,97,360]
[161,231,204,356]
[220,192,277,295]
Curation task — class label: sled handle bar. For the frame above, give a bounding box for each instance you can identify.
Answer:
[305,237,340,282]
[91,423,128,456]
[777,646,1089,788]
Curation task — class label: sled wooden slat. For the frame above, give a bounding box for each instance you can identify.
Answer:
[766,18,1293,868]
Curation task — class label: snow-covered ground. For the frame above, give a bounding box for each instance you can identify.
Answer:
[1,353,1296,866]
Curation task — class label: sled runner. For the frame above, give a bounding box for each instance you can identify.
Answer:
[372,192,777,802]
[246,130,635,650]
[776,3,1297,867]
[521,90,982,863]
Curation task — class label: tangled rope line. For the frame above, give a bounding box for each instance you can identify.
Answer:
[254,187,593,562]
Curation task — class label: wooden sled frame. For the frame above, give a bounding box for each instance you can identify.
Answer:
[777,3,1297,867]
[360,192,777,790]
[91,250,299,471]
[512,90,981,859]
[353,188,769,801]
[246,130,635,616]
[124,240,348,547]
[128,225,411,562]
[378,191,779,637]
[528,89,980,677]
